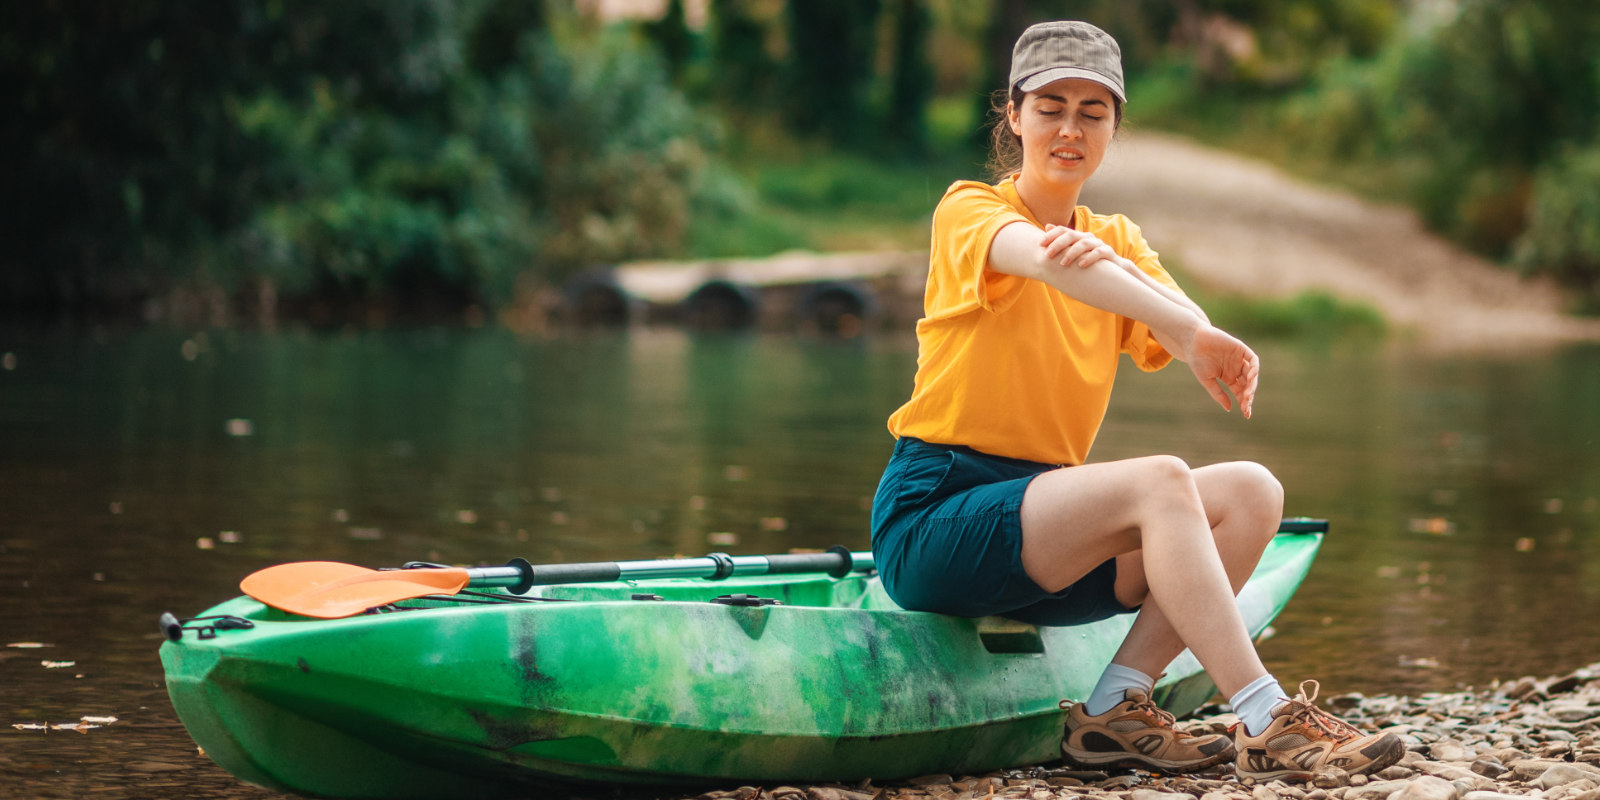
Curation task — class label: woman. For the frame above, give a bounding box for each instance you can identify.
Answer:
[871,21,1402,781]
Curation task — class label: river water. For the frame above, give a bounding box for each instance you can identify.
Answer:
[2,326,1598,798]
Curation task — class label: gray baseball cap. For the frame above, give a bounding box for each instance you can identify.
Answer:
[1008,21,1126,103]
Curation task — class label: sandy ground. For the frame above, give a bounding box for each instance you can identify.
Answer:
[1081,132,1600,348]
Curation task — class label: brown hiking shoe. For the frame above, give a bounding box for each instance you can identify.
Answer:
[1060,690,1236,773]
[1233,680,1405,782]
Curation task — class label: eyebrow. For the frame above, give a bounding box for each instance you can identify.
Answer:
[1037,93,1108,107]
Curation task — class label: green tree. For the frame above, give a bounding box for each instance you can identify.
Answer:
[645,0,694,81]
[784,0,884,145]
[706,0,779,113]
[1,0,734,321]
[886,0,933,155]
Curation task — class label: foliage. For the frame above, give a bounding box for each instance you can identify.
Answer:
[1272,0,1600,307]
[10,0,1600,319]
[1,0,731,320]
[782,0,884,146]
[522,28,728,274]
[1,1,462,313]
[1514,143,1600,310]
[1200,290,1387,341]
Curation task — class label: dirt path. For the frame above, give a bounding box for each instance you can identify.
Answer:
[1082,132,1600,347]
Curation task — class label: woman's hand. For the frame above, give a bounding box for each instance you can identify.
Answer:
[1039,224,1124,271]
[1183,325,1259,419]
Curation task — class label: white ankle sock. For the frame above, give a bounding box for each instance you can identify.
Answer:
[1084,663,1156,716]
[1231,674,1288,736]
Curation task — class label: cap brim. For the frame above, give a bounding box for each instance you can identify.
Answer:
[1017,67,1126,103]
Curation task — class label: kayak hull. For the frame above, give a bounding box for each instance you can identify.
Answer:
[161,530,1322,798]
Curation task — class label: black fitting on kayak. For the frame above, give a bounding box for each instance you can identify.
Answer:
[631,594,664,601]
[1278,518,1329,535]
[825,545,855,578]
[711,594,782,607]
[706,552,736,580]
[161,613,255,642]
[504,558,536,594]
[160,612,183,642]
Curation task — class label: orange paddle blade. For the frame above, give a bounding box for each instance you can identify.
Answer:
[241,561,471,619]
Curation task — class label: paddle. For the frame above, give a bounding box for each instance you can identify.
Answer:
[241,546,873,619]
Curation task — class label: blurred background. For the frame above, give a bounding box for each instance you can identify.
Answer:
[3,2,1600,797]
[6,0,1600,322]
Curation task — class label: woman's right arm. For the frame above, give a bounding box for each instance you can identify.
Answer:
[987,221,1258,417]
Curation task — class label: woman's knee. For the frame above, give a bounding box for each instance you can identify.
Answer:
[1235,461,1284,511]
[1135,455,1204,514]
[1204,461,1283,538]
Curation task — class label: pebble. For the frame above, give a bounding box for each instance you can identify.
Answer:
[682,661,1600,800]
[1471,759,1509,779]
[1392,776,1458,800]
[1542,765,1600,789]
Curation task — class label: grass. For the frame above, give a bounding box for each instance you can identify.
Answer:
[1190,286,1387,341]
[687,108,987,257]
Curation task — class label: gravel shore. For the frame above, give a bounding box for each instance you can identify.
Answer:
[677,662,1600,800]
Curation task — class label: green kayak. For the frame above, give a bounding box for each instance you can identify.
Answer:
[159,523,1325,799]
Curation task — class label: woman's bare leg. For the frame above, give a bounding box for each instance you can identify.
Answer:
[1018,458,1283,698]
[1101,462,1284,683]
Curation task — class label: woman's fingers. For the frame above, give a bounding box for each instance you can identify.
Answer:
[1041,229,1114,270]
[1039,225,1075,258]
[1241,350,1259,418]
[1187,327,1259,418]
[1201,375,1234,413]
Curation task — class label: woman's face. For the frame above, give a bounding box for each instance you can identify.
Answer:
[1007,78,1117,193]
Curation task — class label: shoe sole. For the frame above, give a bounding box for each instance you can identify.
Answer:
[1235,734,1406,783]
[1061,745,1236,774]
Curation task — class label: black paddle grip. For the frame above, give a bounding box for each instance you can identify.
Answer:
[525,561,625,585]
[763,546,857,579]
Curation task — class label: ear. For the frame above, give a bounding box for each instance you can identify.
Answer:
[1006,100,1021,136]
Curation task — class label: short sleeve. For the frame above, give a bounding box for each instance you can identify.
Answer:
[926,182,1034,320]
[1101,214,1183,372]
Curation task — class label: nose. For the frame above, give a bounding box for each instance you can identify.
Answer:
[1058,117,1083,140]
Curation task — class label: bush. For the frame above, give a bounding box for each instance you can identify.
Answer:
[524,28,722,276]
[2,1,741,320]
[1514,143,1600,310]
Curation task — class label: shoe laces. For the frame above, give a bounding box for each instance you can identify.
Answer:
[1058,692,1180,730]
[1127,693,1179,728]
[1281,680,1363,741]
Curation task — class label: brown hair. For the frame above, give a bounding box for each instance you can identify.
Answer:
[984,85,1123,183]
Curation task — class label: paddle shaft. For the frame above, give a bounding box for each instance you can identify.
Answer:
[450,547,874,593]
[450,522,1326,592]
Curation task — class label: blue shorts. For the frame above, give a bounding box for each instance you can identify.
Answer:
[870,436,1135,626]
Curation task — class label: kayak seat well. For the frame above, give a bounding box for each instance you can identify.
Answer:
[851,577,1045,653]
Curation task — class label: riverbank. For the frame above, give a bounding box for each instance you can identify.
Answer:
[654,662,1600,800]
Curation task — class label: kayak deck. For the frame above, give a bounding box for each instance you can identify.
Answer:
[161,529,1323,798]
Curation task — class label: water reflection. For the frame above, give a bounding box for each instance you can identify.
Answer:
[1,327,1597,796]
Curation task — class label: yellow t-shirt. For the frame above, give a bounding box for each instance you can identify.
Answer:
[886,177,1182,466]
